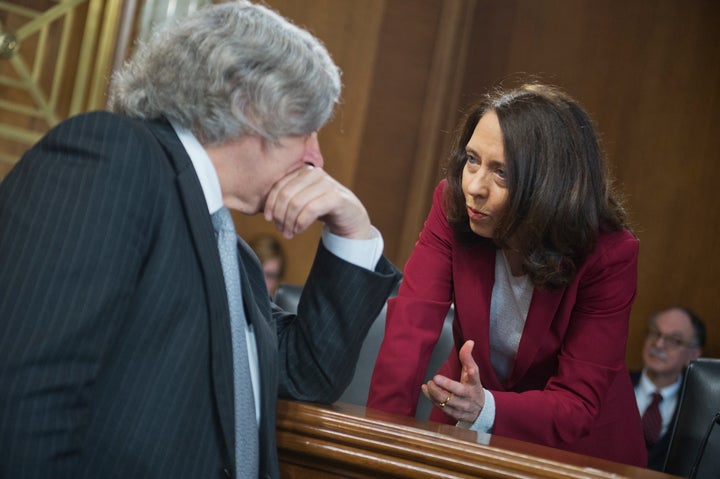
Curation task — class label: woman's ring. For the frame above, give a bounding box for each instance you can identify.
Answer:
[438,394,452,408]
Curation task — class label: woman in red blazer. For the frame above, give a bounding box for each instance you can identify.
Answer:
[368,83,647,467]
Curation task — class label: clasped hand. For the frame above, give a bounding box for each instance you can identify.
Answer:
[422,340,486,424]
[264,165,372,240]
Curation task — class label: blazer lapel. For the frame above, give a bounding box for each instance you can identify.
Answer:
[461,241,564,391]
[505,286,564,389]
[237,243,277,394]
[145,120,236,465]
[475,245,499,388]
[237,242,278,475]
[456,241,502,389]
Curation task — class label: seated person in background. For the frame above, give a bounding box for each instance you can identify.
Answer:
[631,306,705,470]
[249,233,286,298]
[368,83,647,467]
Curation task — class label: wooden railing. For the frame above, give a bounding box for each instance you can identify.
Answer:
[277,399,680,479]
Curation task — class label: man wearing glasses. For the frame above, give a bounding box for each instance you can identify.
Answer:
[631,307,706,470]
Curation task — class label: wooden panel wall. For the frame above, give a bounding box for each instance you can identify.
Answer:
[241,0,476,283]
[456,0,720,366]
[5,1,711,369]
[252,0,718,366]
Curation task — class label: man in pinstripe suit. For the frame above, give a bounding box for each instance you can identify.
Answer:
[0,2,400,478]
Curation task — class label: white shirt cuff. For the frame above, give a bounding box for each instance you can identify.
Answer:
[321,225,384,271]
[457,389,495,433]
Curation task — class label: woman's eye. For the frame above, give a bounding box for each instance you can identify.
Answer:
[465,154,477,165]
[496,168,506,179]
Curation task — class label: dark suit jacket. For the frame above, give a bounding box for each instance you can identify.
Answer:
[0,112,400,478]
[631,371,679,471]
[369,180,647,467]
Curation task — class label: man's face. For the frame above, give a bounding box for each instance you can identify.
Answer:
[211,132,324,215]
[642,308,701,381]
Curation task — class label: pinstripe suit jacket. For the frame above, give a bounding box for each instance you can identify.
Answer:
[0,112,400,478]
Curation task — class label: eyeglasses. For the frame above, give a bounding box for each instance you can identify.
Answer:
[646,329,697,350]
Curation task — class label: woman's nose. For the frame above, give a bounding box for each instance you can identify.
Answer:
[467,171,489,197]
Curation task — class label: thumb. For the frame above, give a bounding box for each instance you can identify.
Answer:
[459,340,480,385]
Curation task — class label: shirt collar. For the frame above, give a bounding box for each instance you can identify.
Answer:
[639,369,683,399]
[171,122,224,215]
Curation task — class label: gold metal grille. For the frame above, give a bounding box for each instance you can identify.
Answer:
[0,0,123,176]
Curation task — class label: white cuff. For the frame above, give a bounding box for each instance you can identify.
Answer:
[457,389,495,433]
[321,225,384,270]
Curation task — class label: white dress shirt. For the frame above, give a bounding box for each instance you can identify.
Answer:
[635,370,682,437]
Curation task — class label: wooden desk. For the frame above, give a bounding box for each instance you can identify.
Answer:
[277,399,679,478]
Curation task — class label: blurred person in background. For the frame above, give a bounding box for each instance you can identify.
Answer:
[631,306,705,470]
[249,233,286,298]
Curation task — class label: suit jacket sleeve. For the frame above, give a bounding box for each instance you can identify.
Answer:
[274,241,401,402]
[367,181,454,416]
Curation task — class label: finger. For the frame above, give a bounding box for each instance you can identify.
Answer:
[264,165,305,222]
[282,179,342,238]
[431,374,464,396]
[445,387,485,424]
[428,379,482,422]
[459,340,475,364]
[425,380,463,420]
[264,164,319,221]
[421,383,430,401]
[427,377,465,409]
[439,400,477,423]
[458,340,481,386]
[423,383,453,415]
[424,380,449,405]
[266,167,326,236]
[265,163,372,239]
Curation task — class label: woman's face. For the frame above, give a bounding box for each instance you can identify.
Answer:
[461,110,508,239]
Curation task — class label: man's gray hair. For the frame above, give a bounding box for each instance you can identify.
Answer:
[109,0,342,145]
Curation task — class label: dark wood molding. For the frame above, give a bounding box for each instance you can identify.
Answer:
[277,399,680,479]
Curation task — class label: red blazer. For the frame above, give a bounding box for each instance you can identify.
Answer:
[368,180,647,467]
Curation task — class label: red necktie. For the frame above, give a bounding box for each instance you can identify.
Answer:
[642,392,663,447]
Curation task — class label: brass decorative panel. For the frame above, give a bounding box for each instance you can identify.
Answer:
[0,0,123,177]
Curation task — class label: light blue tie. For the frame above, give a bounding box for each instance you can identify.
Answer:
[211,207,259,479]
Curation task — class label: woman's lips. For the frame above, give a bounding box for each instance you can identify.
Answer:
[467,205,488,221]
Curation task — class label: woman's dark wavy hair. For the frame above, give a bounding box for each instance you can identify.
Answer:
[444,83,630,289]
